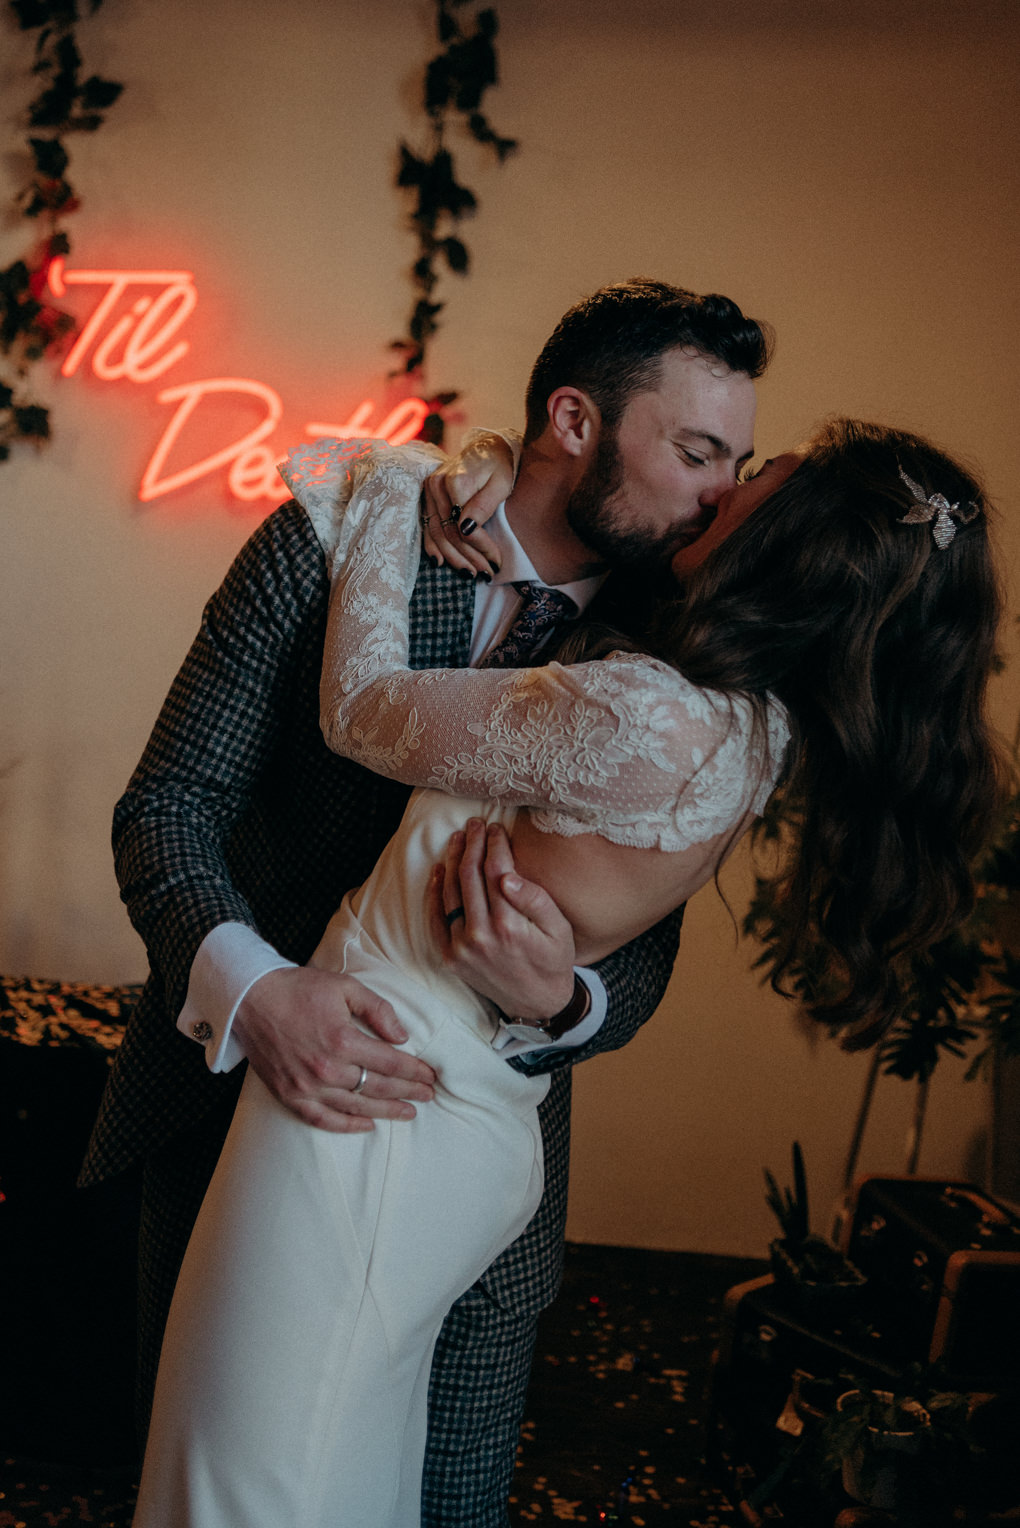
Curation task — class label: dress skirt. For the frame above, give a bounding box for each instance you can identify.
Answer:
[132,792,549,1528]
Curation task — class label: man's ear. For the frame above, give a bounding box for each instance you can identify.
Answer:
[545,387,600,458]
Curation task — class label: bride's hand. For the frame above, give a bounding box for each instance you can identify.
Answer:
[428,817,576,1022]
[420,431,516,578]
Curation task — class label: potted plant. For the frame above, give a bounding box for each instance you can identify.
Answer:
[821,1374,972,1523]
[827,1388,929,1512]
[764,1141,866,1320]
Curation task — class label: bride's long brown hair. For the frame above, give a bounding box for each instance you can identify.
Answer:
[652,418,1007,1040]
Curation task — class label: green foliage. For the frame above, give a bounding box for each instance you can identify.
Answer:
[764,1140,810,1247]
[1,0,123,463]
[391,0,517,440]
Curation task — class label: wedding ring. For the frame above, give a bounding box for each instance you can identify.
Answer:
[351,1065,369,1095]
[445,906,465,927]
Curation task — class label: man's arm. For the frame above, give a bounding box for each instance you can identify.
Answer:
[427,818,682,1076]
[113,501,435,1130]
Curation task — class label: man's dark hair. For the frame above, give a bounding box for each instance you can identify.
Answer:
[523,277,773,442]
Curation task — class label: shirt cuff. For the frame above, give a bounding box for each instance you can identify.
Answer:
[177,923,298,1073]
[490,967,607,1061]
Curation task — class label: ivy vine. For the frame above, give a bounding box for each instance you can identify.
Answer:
[0,0,123,461]
[1,1,510,462]
[391,0,517,442]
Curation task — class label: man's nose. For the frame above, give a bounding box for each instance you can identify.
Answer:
[698,461,738,508]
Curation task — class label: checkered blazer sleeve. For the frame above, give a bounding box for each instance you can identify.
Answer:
[112,501,326,1018]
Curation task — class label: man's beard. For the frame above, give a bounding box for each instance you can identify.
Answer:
[565,431,693,578]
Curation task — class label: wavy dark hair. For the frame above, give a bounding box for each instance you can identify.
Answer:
[523,277,772,442]
[651,418,1007,1042]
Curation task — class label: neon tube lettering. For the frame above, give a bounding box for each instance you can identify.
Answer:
[51,259,195,380]
[49,259,433,504]
[140,379,282,503]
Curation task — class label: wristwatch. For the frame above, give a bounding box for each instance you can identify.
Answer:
[499,974,592,1045]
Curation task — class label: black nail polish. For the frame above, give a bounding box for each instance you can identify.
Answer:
[428,554,439,568]
[460,518,477,536]
[476,571,491,584]
[488,561,501,576]
[448,504,461,522]
[457,566,474,579]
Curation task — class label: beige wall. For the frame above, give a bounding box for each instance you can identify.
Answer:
[2,0,1017,1255]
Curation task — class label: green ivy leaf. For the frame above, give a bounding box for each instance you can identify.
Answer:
[397,144,428,189]
[1,262,32,298]
[29,135,69,177]
[409,298,443,343]
[425,56,453,113]
[14,404,50,438]
[443,236,468,273]
[80,74,122,110]
[11,0,55,28]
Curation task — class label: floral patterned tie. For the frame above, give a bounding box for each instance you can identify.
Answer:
[479,581,579,669]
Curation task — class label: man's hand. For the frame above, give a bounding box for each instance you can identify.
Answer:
[420,432,516,578]
[233,966,436,1132]
[427,817,576,1021]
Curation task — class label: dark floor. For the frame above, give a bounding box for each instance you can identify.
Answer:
[510,1242,765,1525]
[0,1243,762,1527]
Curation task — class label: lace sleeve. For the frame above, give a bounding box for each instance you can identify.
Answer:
[310,444,790,852]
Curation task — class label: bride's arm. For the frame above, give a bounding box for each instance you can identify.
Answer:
[317,446,773,852]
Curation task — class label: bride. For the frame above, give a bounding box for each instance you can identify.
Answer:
[133,420,1003,1526]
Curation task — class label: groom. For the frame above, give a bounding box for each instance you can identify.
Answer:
[81,277,769,1524]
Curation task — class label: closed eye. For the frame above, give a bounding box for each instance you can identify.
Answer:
[739,456,774,484]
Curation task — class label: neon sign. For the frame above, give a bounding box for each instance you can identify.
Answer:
[47,258,431,504]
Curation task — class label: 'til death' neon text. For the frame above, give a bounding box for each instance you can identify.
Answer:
[49,258,431,504]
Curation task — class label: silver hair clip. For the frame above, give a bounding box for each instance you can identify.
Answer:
[898,467,979,550]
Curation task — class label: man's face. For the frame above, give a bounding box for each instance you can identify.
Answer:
[565,346,757,572]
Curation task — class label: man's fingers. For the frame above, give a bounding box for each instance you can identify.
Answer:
[427,863,455,958]
[443,828,467,910]
[456,818,493,928]
[335,1029,435,1089]
[482,822,517,892]
[345,984,409,1046]
[498,869,573,938]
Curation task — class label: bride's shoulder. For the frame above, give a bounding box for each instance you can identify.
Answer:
[277,437,443,558]
[570,651,790,751]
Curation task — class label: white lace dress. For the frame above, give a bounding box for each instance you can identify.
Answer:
[133,442,789,1528]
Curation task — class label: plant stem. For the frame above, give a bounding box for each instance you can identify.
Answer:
[841,1044,883,1192]
[905,1074,930,1174]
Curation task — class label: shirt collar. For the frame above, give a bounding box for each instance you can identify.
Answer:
[488,503,607,610]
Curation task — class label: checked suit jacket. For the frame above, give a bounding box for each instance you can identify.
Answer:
[81,496,684,1316]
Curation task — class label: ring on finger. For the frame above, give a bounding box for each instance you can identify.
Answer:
[445,906,465,928]
[439,514,459,528]
[351,1064,369,1095]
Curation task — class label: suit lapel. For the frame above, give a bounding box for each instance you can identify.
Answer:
[408,551,475,669]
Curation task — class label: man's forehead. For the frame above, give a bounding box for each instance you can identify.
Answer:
[649,350,757,450]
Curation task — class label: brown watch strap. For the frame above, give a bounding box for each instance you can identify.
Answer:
[516,974,592,1042]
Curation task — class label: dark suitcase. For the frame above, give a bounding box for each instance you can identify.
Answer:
[842,1175,1020,1385]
